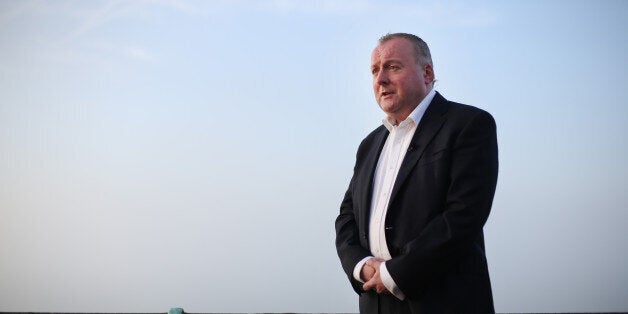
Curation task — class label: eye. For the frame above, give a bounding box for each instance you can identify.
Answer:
[371,68,379,75]
[386,64,400,71]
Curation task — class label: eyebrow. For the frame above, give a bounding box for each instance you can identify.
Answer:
[373,57,402,65]
[372,59,402,68]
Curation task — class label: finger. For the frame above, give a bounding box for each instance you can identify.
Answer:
[378,282,390,294]
[362,267,375,281]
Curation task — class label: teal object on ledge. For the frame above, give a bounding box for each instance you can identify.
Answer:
[168,307,184,314]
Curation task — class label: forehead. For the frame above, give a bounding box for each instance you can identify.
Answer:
[371,37,415,64]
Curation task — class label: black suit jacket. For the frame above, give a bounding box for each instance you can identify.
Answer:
[335,92,498,313]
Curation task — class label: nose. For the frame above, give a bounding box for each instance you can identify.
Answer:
[375,70,389,86]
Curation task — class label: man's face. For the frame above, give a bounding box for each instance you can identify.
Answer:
[371,37,434,123]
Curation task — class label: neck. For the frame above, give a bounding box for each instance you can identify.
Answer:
[388,105,418,126]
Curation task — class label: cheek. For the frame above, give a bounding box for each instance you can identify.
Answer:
[401,80,420,95]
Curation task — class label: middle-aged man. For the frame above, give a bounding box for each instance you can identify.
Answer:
[335,33,498,313]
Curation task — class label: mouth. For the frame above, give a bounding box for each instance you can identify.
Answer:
[380,91,394,98]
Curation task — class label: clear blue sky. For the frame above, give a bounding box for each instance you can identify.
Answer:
[1,0,627,313]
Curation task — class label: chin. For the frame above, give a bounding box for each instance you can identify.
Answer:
[379,103,398,114]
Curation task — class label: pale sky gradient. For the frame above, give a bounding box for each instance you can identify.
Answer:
[1,0,627,313]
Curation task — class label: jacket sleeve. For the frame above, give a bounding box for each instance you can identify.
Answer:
[335,144,373,294]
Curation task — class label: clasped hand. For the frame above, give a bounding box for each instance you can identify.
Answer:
[361,257,390,294]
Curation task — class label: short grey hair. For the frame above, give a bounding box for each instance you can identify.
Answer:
[379,33,433,68]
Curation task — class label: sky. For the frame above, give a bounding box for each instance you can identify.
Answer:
[1,0,627,313]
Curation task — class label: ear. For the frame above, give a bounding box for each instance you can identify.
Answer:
[423,64,435,84]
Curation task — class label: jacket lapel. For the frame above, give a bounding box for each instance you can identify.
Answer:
[389,92,449,203]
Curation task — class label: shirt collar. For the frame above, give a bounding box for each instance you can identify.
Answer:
[382,88,436,131]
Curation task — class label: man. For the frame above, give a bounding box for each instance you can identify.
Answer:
[335,33,498,313]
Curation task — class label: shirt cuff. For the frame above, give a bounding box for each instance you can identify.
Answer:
[380,262,406,300]
[352,256,373,283]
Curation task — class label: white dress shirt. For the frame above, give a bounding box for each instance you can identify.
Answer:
[353,88,436,300]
